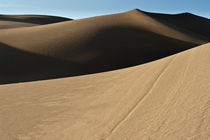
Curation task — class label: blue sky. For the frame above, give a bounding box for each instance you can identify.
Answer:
[0,0,209,19]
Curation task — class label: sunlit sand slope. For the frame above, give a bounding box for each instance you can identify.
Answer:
[0,43,209,140]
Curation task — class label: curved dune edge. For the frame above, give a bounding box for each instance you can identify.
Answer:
[0,9,209,84]
[143,10,210,38]
[0,43,210,140]
[0,14,71,29]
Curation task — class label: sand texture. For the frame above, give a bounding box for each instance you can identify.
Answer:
[0,9,209,140]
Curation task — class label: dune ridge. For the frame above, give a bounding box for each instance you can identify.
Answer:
[0,14,71,29]
[143,10,210,38]
[0,9,209,84]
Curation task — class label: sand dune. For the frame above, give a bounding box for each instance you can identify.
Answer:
[0,9,210,139]
[0,14,71,29]
[0,9,209,84]
[144,10,210,38]
[0,43,210,140]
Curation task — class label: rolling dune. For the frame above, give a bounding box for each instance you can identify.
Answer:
[0,9,209,84]
[144,10,210,38]
[0,9,210,140]
[0,14,71,29]
[0,43,210,139]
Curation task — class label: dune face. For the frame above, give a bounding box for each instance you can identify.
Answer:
[0,9,210,140]
[0,15,71,29]
[0,9,209,84]
[144,10,210,38]
[0,43,210,140]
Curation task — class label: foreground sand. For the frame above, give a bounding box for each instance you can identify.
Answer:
[0,43,210,140]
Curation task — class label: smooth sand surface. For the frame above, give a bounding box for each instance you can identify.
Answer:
[0,9,210,139]
[0,9,209,84]
[0,15,71,29]
[0,43,210,140]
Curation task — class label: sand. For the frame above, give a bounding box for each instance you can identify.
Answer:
[0,9,209,140]
[0,9,209,84]
[0,14,71,29]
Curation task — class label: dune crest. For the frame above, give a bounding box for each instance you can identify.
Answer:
[0,14,71,29]
[143,10,210,38]
[0,9,209,84]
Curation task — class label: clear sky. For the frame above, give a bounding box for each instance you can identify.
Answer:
[0,0,209,19]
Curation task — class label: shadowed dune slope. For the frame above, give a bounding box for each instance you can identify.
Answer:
[143,10,210,38]
[0,14,71,29]
[0,43,210,140]
[0,9,209,84]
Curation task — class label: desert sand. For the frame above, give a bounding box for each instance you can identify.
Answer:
[0,9,209,84]
[0,9,209,140]
[0,14,71,29]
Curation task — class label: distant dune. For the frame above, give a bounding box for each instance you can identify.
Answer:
[0,14,71,29]
[144,10,210,38]
[0,9,210,140]
[0,9,209,84]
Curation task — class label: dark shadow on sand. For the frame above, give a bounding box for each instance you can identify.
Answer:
[140,9,210,39]
[0,25,202,85]
[0,15,71,25]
